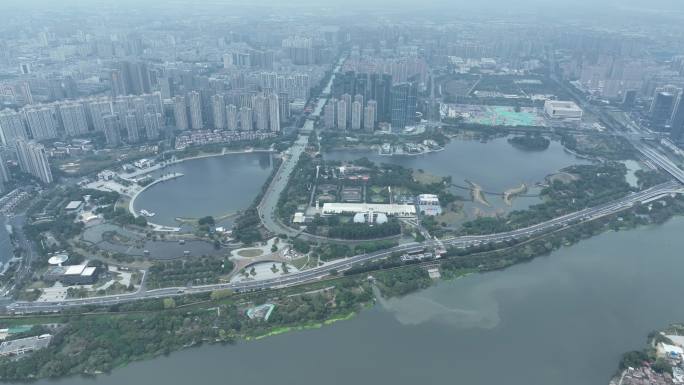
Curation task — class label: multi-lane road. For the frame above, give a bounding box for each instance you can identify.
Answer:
[9,180,682,314]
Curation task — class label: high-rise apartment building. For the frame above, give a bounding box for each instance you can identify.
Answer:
[325,99,337,129]
[364,100,377,131]
[103,115,121,147]
[188,91,203,130]
[337,99,347,130]
[59,103,89,137]
[253,95,269,131]
[15,139,53,184]
[226,104,238,131]
[351,101,362,130]
[267,93,280,132]
[0,110,28,147]
[212,94,226,129]
[173,96,189,130]
[239,107,253,131]
[24,107,58,139]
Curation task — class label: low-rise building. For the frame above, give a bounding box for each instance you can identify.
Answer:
[44,264,99,285]
[417,194,442,216]
[0,334,52,357]
[321,203,416,218]
[64,200,83,212]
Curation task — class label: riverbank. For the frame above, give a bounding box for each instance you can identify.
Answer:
[610,325,684,385]
[247,312,357,340]
[2,191,684,381]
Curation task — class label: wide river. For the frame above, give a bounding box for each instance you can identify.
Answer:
[133,153,274,227]
[23,217,684,385]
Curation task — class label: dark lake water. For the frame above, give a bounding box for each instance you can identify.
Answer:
[24,217,684,385]
[133,153,273,227]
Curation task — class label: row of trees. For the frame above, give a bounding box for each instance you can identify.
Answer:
[147,257,234,289]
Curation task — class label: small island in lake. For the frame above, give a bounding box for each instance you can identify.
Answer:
[508,134,551,151]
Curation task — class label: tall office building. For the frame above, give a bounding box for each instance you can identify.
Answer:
[376,74,392,123]
[390,82,418,130]
[144,112,162,140]
[337,99,347,130]
[24,107,58,140]
[324,99,336,129]
[15,139,53,184]
[87,100,113,132]
[650,87,680,127]
[58,103,89,137]
[0,109,28,147]
[253,95,269,131]
[103,115,121,147]
[351,101,362,130]
[173,96,189,130]
[212,94,226,129]
[239,107,253,131]
[188,91,203,130]
[226,104,238,131]
[364,100,377,131]
[623,90,637,110]
[267,93,281,132]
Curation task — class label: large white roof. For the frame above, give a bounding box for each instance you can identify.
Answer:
[322,203,416,217]
[64,265,87,276]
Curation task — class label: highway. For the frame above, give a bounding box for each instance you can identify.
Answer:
[256,57,356,242]
[8,180,682,314]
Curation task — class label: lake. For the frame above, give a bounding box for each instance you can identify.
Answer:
[133,153,274,227]
[24,216,684,385]
[325,136,590,219]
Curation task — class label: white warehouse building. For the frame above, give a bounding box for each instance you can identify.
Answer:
[321,203,416,218]
[544,100,583,121]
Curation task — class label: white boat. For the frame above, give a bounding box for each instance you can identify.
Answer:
[140,209,156,217]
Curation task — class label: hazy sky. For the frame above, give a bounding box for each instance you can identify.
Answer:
[5,0,684,15]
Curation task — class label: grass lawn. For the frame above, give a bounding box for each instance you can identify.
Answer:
[237,249,264,258]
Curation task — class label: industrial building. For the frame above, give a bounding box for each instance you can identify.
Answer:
[544,100,583,121]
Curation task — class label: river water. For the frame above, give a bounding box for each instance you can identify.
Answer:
[133,153,274,227]
[24,217,684,385]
